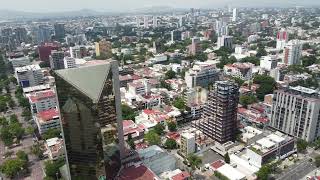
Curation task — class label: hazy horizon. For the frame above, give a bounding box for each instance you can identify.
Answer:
[1,0,320,12]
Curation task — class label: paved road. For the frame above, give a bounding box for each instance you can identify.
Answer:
[275,152,319,180]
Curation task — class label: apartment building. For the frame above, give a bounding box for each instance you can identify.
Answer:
[270,86,320,142]
[15,64,44,88]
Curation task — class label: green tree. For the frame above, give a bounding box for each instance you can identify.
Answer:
[253,75,276,101]
[230,77,245,86]
[144,130,161,145]
[214,47,232,57]
[42,128,61,140]
[187,154,202,169]
[31,143,44,159]
[0,128,14,146]
[164,138,177,149]
[8,99,15,108]
[121,104,136,121]
[160,80,172,90]
[297,139,308,153]
[167,121,177,132]
[9,122,25,140]
[195,52,208,62]
[301,56,317,67]
[154,123,165,135]
[165,70,176,79]
[26,126,35,136]
[173,97,186,110]
[22,108,32,121]
[16,150,29,162]
[9,114,19,124]
[0,158,25,178]
[217,56,237,69]
[224,153,230,164]
[127,134,135,150]
[256,47,267,57]
[256,163,272,180]
[0,100,7,112]
[241,56,260,66]
[239,94,257,108]
[44,158,65,178]
[0,116,8,126]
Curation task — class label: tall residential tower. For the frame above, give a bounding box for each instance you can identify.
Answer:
[194,81,239,143]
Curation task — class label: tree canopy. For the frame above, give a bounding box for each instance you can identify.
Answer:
[0,158,26,178]
[144,130,161,145]
[44,158,65,179]
[297,139,308,153]
[187,154,202,169]
[167,121,177,132]
[165,69,176,79]
[239,94,257,108]
[253,75,276,101]
[121,104,136,121]
[241,56,260,66]
[164,138,177,149]
[173,97,186,110]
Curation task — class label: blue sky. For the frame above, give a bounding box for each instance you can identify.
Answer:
[0,0,319,12]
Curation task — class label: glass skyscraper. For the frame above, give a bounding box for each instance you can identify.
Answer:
[54,61,124,180]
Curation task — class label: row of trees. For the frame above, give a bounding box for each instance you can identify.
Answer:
[0,150,29,178]
[0,115,25,146]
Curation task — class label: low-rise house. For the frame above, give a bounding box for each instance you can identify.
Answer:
[246,131,295,168]
[117,163,159,180]
[123,120,145,143]
[138,145,176,175]
[44,137,64,160]
[224,63,255,80]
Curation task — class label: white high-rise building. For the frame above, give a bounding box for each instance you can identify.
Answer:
[153,16,158,27]
[179,16,185,27]
[215,20,229,36]
[283,40,302,65]
[15,64,44,88]
[232,8,238,22]
[63,57,76,69]
[217,35,233,49]
[185,64,219,88]
[271,86,320,142]
[260,56,278,71]
[276,30,288,50]
[180,132,195,157]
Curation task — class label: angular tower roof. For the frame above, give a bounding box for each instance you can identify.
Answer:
[55,63,111,103]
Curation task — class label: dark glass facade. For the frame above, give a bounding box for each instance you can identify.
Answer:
[54,64,123,180]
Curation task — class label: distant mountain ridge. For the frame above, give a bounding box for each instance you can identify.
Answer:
[0,9,106,20]
[0,6,187,20]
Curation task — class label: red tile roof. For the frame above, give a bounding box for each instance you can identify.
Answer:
[211,160,225,170]
[143,109,155,115]
[123,120,145,136]
[171,171,191,180]
[117,165,156,180]
[29,90,56,103]
[38,109,59,122]
[166,132,180,140]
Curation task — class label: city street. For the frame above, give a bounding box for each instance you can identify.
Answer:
[275,151,319,180]
[0,85,44,180]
